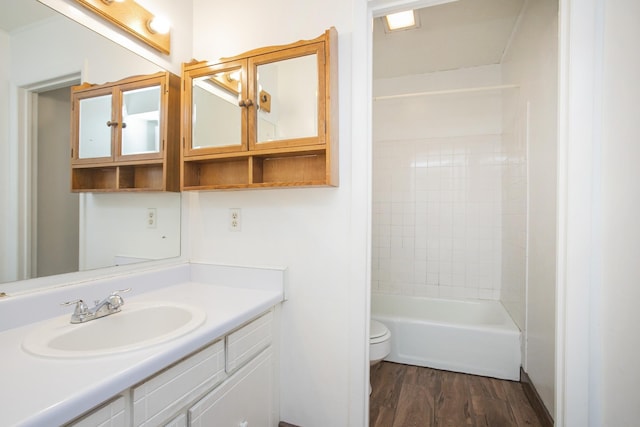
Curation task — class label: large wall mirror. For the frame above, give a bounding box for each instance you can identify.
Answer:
[0,0,181,294]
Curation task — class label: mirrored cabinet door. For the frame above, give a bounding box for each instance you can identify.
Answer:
[254,52,320,145]
[120,85,161,156]
[184,61,248,155]
[249,42,326,150]
[77,91,113,161]
[71,72,181,192]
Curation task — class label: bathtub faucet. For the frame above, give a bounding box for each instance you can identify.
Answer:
[61,288,131,324]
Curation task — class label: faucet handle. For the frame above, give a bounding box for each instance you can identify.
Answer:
[61,299,89,317]
[108,288,131,309]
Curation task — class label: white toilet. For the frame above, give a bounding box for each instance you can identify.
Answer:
[369,319,391,365]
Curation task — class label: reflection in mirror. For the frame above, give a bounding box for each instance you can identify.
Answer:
[0,0,181,291]
[122,85,161,155]
[78,94,113,159]
[257,53,318,143]
[192,70,242,149]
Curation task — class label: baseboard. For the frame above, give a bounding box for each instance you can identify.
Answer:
[279,422,301,427]
[520,368,554,427]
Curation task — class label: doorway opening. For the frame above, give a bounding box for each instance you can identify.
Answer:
[33,84,79,277]
[21,74,81,279]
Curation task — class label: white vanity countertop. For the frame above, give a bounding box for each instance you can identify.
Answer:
[0,280,284,427]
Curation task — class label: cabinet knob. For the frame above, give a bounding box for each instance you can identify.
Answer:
[238,99,253,108]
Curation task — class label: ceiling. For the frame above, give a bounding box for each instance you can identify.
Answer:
[373,0,525,79]
[4,0,523,79]
[0,0,57,33]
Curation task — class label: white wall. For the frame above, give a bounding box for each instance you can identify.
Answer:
[189,1,364,426]
[500,86,527,331]
[9,15,160,88]
[372,65,514,300]
[81,193,181,270]
[502,0,558,415]
[599,0,640,424]
[39,0,193,75]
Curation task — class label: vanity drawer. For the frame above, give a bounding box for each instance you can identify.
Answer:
[226,310,273,373]
[189,348,274,427]
[163,413,187,427]
[66,395,126,427]
[133,339,225,426]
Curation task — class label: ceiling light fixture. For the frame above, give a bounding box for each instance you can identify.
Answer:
[384,10,419,32]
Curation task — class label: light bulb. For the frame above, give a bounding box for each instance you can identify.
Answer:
[148,16,170,35]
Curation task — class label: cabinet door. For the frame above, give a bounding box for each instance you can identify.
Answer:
[73,86,115,164]
[117,80,164,161]
[248,41,326,151]
[133,339,225,426]
[189,349,274,427]
[183,60,248,156]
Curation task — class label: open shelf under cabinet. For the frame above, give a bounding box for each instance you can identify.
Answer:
[72,163,169,192]
[182,151,330,190]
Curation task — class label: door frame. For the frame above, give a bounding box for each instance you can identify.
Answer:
[16,73,81,279]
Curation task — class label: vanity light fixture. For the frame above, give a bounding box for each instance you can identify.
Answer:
[74,0,171,54]
[384,9,420,32]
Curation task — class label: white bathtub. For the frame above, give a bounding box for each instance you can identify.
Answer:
[371,293,521,380]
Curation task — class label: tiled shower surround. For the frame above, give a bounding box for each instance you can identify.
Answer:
[372,71,526,301]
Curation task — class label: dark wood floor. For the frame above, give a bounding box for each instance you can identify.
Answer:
[370,362,545,427]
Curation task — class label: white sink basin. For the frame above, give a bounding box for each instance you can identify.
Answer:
[22,302,206,358]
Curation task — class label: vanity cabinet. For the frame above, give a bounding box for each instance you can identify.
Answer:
[70,71,180,192]
[181,27,338,190]
[132,340,226,426]
[66,310,275,427]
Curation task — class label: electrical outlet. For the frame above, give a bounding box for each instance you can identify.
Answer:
[229,208,241,231]
[147,208,157,228]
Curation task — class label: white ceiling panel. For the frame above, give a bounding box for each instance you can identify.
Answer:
[374,0,525,78]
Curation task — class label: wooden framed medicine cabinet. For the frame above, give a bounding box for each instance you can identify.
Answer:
[180,27,339,190]
[70,71,180,192]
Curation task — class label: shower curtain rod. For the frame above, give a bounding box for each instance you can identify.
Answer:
[373,84,520,101]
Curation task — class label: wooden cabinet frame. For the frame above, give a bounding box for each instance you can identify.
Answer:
[181,27,338,190]
[245,41,327,151]
[70,71,180,192]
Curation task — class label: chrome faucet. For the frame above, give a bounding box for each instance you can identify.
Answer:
[61,288,131,324]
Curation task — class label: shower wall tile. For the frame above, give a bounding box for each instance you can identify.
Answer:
[372,134,507,300]
[372,68,526,302]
